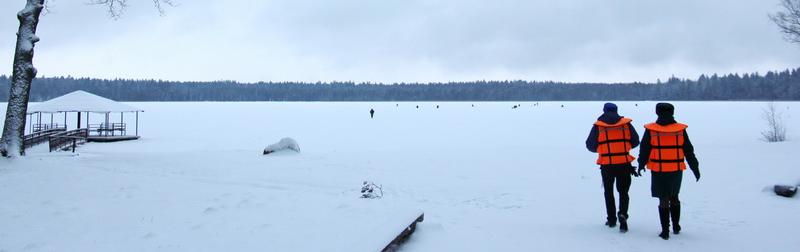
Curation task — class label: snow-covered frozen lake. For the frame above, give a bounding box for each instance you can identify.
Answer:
[1,101,798,251]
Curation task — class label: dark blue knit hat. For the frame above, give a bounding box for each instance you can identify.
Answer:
[603,102,618,113]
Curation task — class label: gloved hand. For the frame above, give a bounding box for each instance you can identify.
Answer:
[637,165,646,176]
[692,169,700,182]
[630,166,640,177]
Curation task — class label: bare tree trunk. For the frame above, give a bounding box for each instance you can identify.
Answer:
[1,0,45,157]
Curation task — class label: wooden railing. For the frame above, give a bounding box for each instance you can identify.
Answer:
[22,128,66,150]
[88,123,127,137]
[32,123,66,133]
[49,129,89,152]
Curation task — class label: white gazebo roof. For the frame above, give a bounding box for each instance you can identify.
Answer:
[28,90,142,113]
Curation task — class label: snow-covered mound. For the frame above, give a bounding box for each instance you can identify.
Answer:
[263,137,300,155]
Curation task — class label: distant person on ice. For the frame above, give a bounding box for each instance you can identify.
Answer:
[586,102,640,233]
[370,108,375,119]
[637,103,700,240]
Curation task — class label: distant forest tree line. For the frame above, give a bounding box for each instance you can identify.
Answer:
[1,68,799,102]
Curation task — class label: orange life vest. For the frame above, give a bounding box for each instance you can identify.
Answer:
[644,122,688,172]
[594,118,636,165]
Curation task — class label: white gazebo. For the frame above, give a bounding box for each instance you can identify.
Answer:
[27,90,144,142]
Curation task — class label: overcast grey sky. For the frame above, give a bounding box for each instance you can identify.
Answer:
[0,0,798,83]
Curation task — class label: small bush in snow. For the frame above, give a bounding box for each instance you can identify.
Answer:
[263,137,300,155]
[761,103,787,142]
[361,181,383,199]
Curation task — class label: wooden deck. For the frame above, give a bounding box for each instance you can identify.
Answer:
[23,127,140,153]
[87,135,140,142]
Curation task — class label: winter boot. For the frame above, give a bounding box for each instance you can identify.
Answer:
[605,219,617,228]
[671,203,681,234]
[618,213,628,233]
[604,195,617,228]
[658,207,670,240]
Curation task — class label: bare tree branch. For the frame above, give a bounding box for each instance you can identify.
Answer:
[151,0,176,16]
[88,0,175,19]
[770,0,800,44]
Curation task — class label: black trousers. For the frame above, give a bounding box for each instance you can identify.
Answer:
[601,164,632,222]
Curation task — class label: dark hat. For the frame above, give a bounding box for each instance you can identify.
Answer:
[656,103,674,117]
[603,103,618,113]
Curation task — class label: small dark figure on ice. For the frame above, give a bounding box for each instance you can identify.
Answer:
[637,103,700,240]
[586,102,640,233]
[370,108,375,118]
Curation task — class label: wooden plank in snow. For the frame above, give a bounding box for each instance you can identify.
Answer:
[382,213,424,252]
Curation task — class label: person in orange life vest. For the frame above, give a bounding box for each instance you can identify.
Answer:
[636,103,700,240]
[585,102,640,232]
